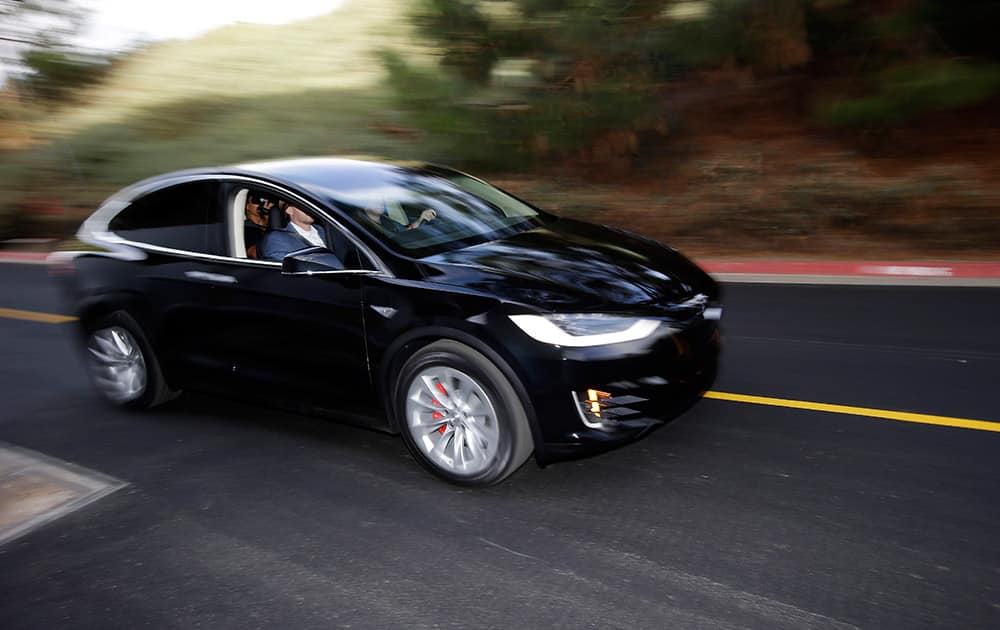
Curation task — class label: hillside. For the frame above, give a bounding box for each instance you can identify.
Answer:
[0,0,433,230]
[41,0,423,136]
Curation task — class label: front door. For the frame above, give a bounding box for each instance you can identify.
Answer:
[216,263,372,414]
[203,182,376,418]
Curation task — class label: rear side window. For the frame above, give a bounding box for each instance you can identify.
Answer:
[110,181,225,255]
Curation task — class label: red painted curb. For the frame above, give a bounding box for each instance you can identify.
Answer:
[699,261,1000,278]
[0,252,49,262]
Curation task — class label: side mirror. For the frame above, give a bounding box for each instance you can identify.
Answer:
[281,246,346,275]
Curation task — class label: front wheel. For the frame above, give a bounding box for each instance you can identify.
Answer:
[395,340,533,486]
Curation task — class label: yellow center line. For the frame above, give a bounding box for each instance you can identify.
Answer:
[0,308,77,324]
[1,305,996,433]
[704,390,1000,433]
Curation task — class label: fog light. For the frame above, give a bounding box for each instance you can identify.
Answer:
[573,389,648,430]
[586,389,611,417]
[574,389,623,430]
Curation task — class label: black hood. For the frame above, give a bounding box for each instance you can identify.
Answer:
[419,219,714,312]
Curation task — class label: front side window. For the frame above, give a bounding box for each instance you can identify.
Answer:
[110,181,224,255]
[228,185,376,270]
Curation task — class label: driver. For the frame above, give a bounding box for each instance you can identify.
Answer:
[363,204,436,233]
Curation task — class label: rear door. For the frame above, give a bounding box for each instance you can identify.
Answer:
[106,179,231,388]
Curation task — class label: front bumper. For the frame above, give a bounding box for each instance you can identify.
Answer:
[518,317,720,465]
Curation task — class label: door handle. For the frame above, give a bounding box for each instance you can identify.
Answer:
[184,271,237,284]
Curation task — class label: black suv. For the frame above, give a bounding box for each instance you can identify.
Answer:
[51,158,721,485]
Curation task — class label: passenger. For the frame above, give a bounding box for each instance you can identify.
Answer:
[363,204,436,233]
[260,201,329,261]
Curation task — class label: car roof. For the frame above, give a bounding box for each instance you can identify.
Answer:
[155,157,462,201]
[102,157,469,214]
[234,156,420,179]
[231,157,461,200]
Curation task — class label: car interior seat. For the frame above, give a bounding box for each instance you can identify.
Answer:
[242,194,267,259]
[268,205,286,230]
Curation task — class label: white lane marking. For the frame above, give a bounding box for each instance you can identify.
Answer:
[592,546,862,630]
[859,265,953,277]
[479,536,540,560]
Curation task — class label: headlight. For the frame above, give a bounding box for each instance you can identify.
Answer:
[508,313,665,347]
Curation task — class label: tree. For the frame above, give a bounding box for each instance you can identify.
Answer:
[388,1,689,170]
[1,0,84,51]
[806,0,1000,127]
[1,0,107,101]
[387,0,1000,167]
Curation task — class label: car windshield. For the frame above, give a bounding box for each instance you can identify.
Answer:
[330,169,552,257]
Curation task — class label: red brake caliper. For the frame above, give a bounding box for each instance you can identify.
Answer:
[432,384,448,433]
[432,406,445,432]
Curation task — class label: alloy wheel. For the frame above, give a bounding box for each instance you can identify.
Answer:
[87,326,147,403]
[404,366,501,477]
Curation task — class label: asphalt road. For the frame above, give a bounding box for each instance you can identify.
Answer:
[1,263,998,629]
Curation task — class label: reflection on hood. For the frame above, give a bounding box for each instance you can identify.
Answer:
[422,219,706,309]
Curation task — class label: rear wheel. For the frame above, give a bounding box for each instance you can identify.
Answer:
[85,311,176,409]
[396,340,533,486]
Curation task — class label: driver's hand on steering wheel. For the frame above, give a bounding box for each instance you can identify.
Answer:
[409,208,436,229]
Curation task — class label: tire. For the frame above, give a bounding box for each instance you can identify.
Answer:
[84,310,177,409]
[395,340,533,486]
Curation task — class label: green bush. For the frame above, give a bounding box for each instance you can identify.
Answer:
[21,49,115,102]
[818,60,1000,128]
